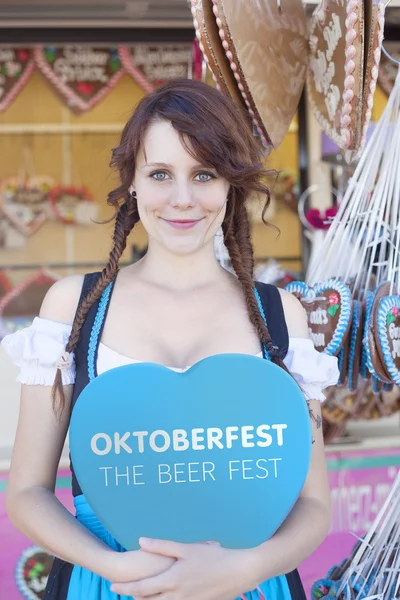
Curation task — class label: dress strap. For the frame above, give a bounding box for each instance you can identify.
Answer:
[254,281,289,361]
[87,280,115,381]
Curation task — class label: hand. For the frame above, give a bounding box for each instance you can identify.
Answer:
[110,547,175,583]
[110,537,255,599]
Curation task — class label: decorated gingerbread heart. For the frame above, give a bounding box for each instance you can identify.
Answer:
[15,546,53,600]
[364,282,393,384]
[34,46,124,113]
[285,279,352,355]
[375,295,400,386]
[0,48,35,112]
[0,176,52,236]
[47,184,98,225]
[119,44,195,93]
[192,0,308,151]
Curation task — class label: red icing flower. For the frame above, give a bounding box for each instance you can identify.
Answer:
[328,292,339,306]
[391,307,398,318]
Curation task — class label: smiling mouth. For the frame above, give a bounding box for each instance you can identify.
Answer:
[161,218,203,230]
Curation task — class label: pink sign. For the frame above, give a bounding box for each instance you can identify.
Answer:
[1,448,400,598]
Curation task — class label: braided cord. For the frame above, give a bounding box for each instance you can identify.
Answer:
[88,282,113,381]
[254,287,271,361]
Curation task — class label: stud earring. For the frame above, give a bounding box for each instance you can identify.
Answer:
[130,190,137,199]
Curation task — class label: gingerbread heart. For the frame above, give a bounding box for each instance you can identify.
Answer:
[119,44,194,93]
[47,184,97,225]
[0,48,35,112]
[285,279,352,355]
[34,46,124,113]
[375,294,400,387]
[190,0,245,104]
[347,300,363,392]
[308,0,384,155]
[193,0,308,151]
[0,176,51,236]
[15,546,53,600]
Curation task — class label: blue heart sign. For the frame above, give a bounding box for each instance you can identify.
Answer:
[70,354,311,551]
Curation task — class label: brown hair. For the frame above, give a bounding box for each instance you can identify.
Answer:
[53,78,287,414]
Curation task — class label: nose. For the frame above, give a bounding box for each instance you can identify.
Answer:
[170,181,195,210]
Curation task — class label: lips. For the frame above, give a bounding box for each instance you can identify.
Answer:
[161,218,203,230]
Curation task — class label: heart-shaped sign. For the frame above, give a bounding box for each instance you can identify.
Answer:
[285,279,353,356]
[375,294,400,386]
[70,354,311,551]
[119,44,194,93]
[34,46,124,113]
[191,0,308,151]
[0,48,35,112]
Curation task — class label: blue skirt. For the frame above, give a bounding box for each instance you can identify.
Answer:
[44,496,305,600]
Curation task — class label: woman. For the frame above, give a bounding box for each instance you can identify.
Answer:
[2,79,338,600]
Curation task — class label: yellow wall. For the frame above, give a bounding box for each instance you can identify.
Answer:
[0,69,302,278]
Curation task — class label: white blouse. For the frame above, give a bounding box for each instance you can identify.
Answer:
[1,317,339,401]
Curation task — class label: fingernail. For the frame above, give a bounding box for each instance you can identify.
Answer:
[139,537,151,546]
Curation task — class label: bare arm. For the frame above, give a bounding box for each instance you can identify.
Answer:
[245,290,332,582]
[6,276,174,583]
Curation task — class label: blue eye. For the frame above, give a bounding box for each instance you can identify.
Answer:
[196,172,215,182]
[150,171,169,181]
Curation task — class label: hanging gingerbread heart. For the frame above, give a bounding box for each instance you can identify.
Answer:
[119,44,195,93]
[34,46,124,113]
[0,48,35,112]
[378,41,400,96]
[308,0,364,152]
[0,176,52,236]
[192,0,308,151]
[0,269,59,339]
[375,294,400,386]
[190,0,245,103]
[285,279,352,355]
[48,185,98,225]
[347,300,363,392]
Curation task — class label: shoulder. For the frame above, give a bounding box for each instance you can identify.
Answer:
[278,288,309,338]
[39,274,84,325]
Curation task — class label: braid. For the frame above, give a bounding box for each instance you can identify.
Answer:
[52,196,140,416]
[222,196,290,374]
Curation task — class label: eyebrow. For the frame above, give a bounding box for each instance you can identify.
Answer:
[140,162,215,170]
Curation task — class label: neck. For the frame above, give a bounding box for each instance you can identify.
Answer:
[137,237,225,291]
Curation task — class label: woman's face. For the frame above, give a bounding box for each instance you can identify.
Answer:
[133,120,229,255]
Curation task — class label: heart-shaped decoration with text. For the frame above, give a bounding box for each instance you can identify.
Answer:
[375,294,400,386]
[285,279,352,355]
[0,48,35,112]
[34,46,124,113]
[70,354,311,551]
[119,44,194,93]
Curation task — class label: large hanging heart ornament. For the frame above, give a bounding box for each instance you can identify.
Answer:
[34,46,124,113]
[307,0,385,155]
[0,48,35,112]
[191,0,308,151]
[119,44,194,93]
[70,355,311,551]
[0,176,52,236]
[285,279,352,355]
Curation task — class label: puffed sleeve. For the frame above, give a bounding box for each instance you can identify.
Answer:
[1,317,75,386]
[283,338,339,402]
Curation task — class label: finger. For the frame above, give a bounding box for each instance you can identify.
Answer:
[111,570,173,597]
[139,537,186,558]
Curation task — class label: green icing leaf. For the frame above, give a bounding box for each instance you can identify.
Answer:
[387,312,396,325]
[327,304,339,317]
